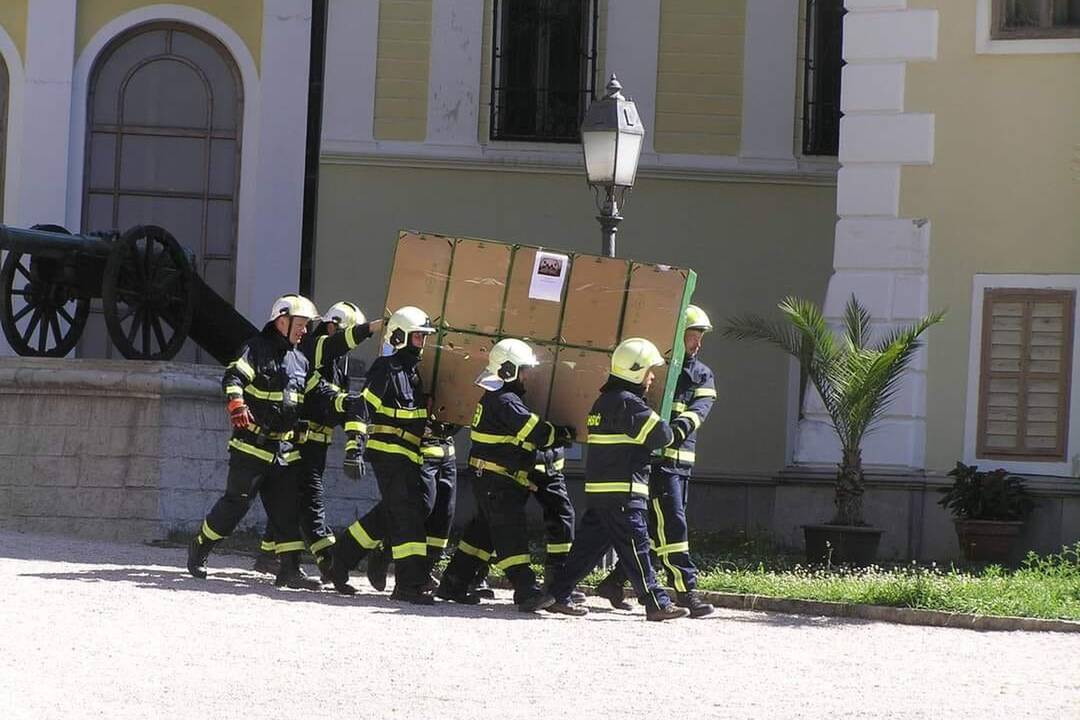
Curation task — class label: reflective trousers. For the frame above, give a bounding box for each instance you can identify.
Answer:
[258,440,336,559]
[203,452,303,552]
[420,448,457,563]
[549,502,671,612]
[530,472,575,568]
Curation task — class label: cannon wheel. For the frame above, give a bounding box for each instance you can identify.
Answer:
[102,224,194,360]
[0,224,91,357]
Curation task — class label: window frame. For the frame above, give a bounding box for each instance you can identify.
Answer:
[964,275,1080,477]
[489,0,599,144]
[801,0,844,157]
[991,0,1080,40]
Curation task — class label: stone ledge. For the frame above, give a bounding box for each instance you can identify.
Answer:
[0,358,221,399]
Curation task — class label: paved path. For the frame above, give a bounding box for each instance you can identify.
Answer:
[1,530,1078,720]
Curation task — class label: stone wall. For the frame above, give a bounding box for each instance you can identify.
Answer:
[0,358,379,542]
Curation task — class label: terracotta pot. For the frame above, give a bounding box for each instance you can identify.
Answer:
[803,524,883,565]
[953,519,1024,562]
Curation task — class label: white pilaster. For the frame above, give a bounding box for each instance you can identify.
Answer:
[794,0,938,470]
[0,24,25,225]
[739,0,799,160]
[18,0,76,227]
[604,0,661,154]
[322,0,379,148]
[240,0,312,321]
[426,0,483,146]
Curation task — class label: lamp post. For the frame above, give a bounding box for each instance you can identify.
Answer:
[581,74,645,258]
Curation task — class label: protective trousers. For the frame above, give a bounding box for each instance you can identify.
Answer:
[531,473,575,569]
[255,440,335,559]
[548,505,671,612]
[202,453,304,553]
[442,471,540,603]
[370,454,435,589]
[421,448,457,567]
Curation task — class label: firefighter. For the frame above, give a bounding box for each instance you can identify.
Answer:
[186,294,321,590]
[595,305,717,618]
[328,306,437,603]
[529,447,585,603]
[251,302,380,581]
[543,337,690,621]
[435,338,574,612]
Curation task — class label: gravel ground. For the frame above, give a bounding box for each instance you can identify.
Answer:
[2,530,1078,720]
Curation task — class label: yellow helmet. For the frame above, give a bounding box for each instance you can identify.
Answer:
[476,338,540,390]
[385,305,436,349]
[611,337,665,385]
[268,294,318,323]
[685,304,713,332]
[322,301,365,328]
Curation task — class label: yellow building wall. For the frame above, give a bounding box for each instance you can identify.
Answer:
[478,0,607,144]
[0,0,27,61]
[373,0,432,141]
[653,0,745,156]
[75,0,263,70]
[900,0,1080,471]
[314,162,836,474]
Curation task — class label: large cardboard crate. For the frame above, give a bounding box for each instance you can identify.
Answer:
[383,231,697,440]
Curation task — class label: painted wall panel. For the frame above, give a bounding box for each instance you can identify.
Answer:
[373,0,431,141]
[654,0,745,156]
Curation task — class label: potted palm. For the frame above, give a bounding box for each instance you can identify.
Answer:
[938,462,1034,562]
[724,295,944,564]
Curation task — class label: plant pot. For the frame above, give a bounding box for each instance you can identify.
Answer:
[803,524,883,565]
[953,519,1024,562]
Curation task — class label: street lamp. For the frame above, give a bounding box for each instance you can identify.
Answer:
[581,74,645,258]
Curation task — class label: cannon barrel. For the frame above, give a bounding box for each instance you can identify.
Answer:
[0,224,114,257]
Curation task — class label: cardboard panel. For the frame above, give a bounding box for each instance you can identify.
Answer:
[443,238,512,334]
[523,342,557,418]
[547,347,612,441]
[429,331,492,426]
[644,364,670,416]
[621,262,691,358]
[501,247,567,342]
[385,232,453,319]
[560,254,629,350]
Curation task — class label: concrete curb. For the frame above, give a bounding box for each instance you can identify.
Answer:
[692,590,1080,633]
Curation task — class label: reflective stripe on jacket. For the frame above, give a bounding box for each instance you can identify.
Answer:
[361,351,428,465]
[657,356,716,473]
[469,386,556,487]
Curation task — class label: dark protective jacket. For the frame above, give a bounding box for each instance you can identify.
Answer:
[298,322,374,444]
[222,324,309,465]
[360,349,428,465]
[584,376,673,508]
[468,383,557,487]
[656,355,716,474]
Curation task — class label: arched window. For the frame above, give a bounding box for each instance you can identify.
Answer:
[0,53,8,220]
[81,23,242,362]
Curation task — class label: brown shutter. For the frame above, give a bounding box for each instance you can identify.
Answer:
[977,288,1075,460]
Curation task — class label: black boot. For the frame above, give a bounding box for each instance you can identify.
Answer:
[318,552,355,595]
[252,549,279,576]
[646,603,690,622]
[544,563,585,604]
[435,573,481,605]
[595,571,631,610]
[470,564,496,599]
[420,555,440,594]
[675,590,715,618]
[366,547,390,592]
[274,552,322,591]
[186,533,216,580]
[390,584,435,605]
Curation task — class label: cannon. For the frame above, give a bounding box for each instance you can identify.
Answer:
[0,223,198,360]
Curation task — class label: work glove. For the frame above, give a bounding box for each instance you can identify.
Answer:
[554,425,576,448]
[343,393,366,419]
[227,399,254,430]
[343,431,365,480]
[669,418,693,447]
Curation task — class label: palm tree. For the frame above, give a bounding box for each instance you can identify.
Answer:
[723,295,944,526]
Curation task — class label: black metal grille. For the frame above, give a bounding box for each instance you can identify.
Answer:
[802,0,845,156]
[490,0,598,143]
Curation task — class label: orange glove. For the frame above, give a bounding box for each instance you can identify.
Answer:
[227,398,254,429]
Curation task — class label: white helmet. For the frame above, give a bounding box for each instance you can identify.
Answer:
[476,338,540,391]
[322,300,365,328]
[685,304,713,332]
[385,305,436,350]
[611,337,665,385]
[268,294,318,323]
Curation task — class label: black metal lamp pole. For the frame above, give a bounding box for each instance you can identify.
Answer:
[598,185,623,258]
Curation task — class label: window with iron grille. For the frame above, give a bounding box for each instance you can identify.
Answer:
[490,0,598,143]
[802,0,844,156]
[977,289,1075,461]
[993,0,1080,38]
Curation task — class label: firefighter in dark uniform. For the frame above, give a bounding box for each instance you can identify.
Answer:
[328,306,437,603]
[595,305,717,617]
[529,447,585,602]
[186,294,322,590]
[252,301,380,581]
[419,420,460,588]
[435,338,573,612]
[543,337,690,621]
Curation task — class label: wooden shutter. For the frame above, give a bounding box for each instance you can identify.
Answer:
[977,288,1075,460]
